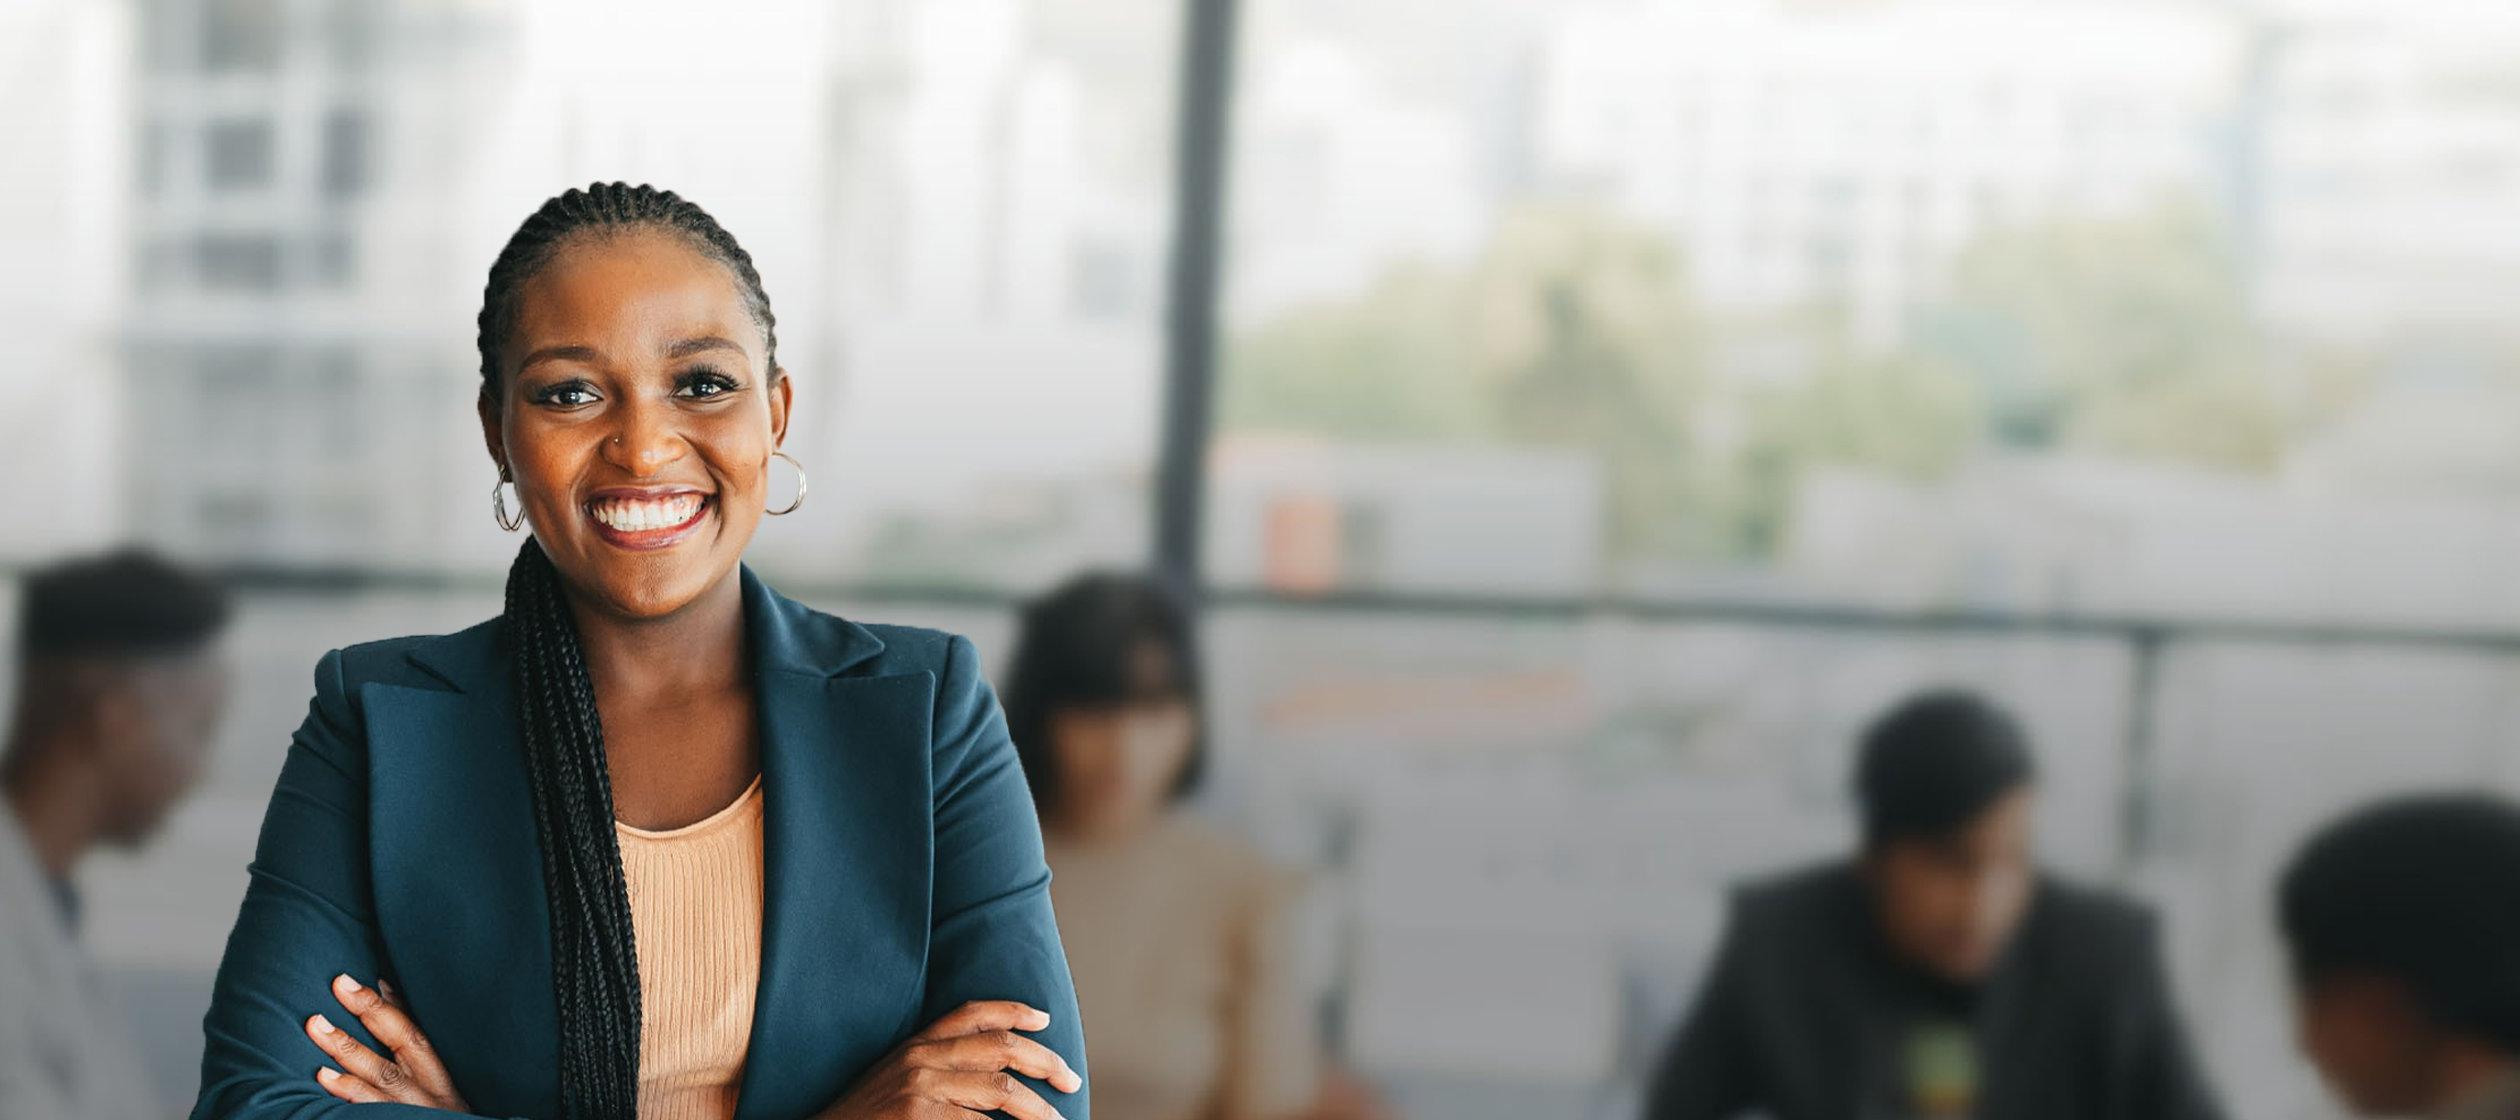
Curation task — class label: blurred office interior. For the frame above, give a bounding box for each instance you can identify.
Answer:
[10,0,2520,1116]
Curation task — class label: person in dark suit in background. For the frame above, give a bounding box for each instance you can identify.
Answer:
[2279,794,2520,1120]
[1642,690,2224,1120]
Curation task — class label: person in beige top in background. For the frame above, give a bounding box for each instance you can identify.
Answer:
[1002,573,1388,1120]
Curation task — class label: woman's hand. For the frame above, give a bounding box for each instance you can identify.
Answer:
[817,1000,1084,1120]
[304,973,473,1112]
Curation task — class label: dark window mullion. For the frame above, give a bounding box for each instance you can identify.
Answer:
[1152,0,1243,595]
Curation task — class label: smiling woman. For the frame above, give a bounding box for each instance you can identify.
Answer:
[189,183,1091,1120]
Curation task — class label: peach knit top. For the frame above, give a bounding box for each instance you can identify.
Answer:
[615,774,766,1120]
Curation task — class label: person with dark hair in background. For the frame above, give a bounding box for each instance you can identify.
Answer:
[1,548,233,1119]
[1006,572,1384,1120]
[2279,793,2520,1119]
[189,183,1086,1120]
[1642,689,2223,1120]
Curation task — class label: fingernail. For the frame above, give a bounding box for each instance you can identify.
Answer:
[310,1014,337,1035]
[377,978,396,998]
[334,974,363,993]
[317,1067,339,1082]
[1027,1010,1052,1029]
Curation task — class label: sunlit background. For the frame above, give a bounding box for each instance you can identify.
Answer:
[9,0,2520,1116]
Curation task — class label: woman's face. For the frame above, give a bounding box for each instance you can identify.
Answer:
[1046,636,1198,837]
[1047,697,1197,838]
[479,228,792,620]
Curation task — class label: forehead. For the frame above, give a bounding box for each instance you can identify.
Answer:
[135,646,231,695]
[1948,788,2037,849]
[508,227,760,357]
[1124,636,1184,694]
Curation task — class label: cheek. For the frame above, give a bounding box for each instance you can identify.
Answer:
[1123,733,1187,791]
[1927,878,2000,943]
[1923,894,1976,940]
[506,424,597,512]
[112,749,185,815]
[698,437,777,524]
[2300,1006,2346,1068]
[1050,721,1122,782]
[1874,872,1937,936]
[1976,871,2033,928]
[697,413,774,485]
[2302,998,2403,1088]
[1890,869,1960,924]
[2315,1020,2396,1102]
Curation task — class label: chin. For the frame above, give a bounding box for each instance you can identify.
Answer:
[627,574,728,619]
[1928,948,1998,983]
[109,817,166,849]
[575,555,736,620]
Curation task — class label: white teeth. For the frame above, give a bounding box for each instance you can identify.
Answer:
[590,494,703,532]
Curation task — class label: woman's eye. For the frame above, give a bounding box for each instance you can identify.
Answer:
[677,370,740,399]
[533,382,598,407]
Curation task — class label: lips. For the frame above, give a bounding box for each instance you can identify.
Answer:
[584,488,712,550]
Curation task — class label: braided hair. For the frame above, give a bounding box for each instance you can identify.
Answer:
[475,183,780,1120]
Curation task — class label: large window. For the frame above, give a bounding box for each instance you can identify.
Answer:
[1208,0,2520,629]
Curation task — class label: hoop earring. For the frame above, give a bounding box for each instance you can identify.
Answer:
[767,450,807,516]
[492,476,524,532]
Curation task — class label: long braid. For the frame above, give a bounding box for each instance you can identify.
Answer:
[478,183,781,1120]
[504,540,642,1120]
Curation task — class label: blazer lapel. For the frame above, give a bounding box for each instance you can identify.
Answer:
[732,568,937,1120]
[366,620,563,1120]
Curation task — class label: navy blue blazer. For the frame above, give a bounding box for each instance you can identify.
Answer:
[192,566,1089,1120]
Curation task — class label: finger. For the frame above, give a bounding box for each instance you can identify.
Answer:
[936,1069,1067,1120]
[332,974,460,1101]
[910,1000,1051,1042]
[306,1015,418,1102]
[908,1031,1082,1094]
[307,1014,425,1104]
[315,1066,390,1104]
[376,976,404,1008]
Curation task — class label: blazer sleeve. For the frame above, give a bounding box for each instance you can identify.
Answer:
[920,634,1091,1120]
[192,649,496,1120]
[1640,902,1758,1120]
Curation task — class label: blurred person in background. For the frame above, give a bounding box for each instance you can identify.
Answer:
[1006,572,1384,1120]
[2279,793,2520,1119]
[1642,689,2222,1120]
[189,183,1085,1120]
[1,548,233,1118]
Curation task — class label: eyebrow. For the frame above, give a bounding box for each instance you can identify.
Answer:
[515,344,600,374]
[515,336,748,374]
[665,336,748,360]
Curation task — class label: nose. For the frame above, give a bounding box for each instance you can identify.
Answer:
[601,397,688,477]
